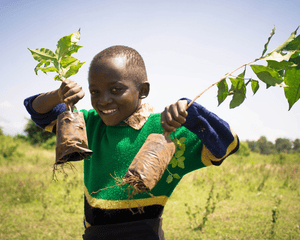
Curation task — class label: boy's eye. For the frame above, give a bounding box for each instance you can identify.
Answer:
[110,87,122,94]
[90,90,99,95]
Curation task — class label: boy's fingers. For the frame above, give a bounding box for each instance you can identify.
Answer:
[59,79,85,105]
[169,103,187,125]
[64,91,85,105]
[177,100,188,117]
[161,100,189,132]
[161,110,177,132]
[63,84,82,99]
[161,107,182,132]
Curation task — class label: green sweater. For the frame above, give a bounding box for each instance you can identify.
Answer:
[24,94,239,226]
[82,109,204,201]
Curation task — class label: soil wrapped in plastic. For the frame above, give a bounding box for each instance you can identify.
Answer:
[123,133,175,191]
[56,106,93,164]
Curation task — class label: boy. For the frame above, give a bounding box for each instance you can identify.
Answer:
[24,45,239,240]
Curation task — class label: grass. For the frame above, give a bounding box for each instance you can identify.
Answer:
[0,136,300,239]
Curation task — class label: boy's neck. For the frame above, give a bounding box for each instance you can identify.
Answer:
[122,103,154,130]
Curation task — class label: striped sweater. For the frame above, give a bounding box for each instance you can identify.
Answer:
[24,95,239,227]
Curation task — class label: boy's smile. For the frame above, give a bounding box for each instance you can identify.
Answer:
[88,56,149,126]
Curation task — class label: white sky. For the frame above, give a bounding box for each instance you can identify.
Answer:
[0,0,299,142]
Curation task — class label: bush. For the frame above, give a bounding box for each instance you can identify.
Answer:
[24,118,54,145]
[0,135,23,160]
[236,142,251,157]
[41,135,56,150]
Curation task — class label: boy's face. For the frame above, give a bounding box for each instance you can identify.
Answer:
[88,56,148,126]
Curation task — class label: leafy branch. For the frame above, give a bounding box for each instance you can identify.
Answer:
[166,26,300,184]
[28,29,85,81]
[188,26,300,110]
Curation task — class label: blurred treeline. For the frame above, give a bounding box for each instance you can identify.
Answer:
[0,119,299,155]
[0,119,56,151]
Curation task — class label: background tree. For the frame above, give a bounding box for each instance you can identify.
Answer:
[0,126,3,135]
[236,142,251,156]
[24,118,54,145]
[293,139,300,153]
[275,138,292,153]
[246,140,260,153]
[256,136,276,155]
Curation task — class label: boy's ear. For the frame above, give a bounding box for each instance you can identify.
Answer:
[139,82,150,99]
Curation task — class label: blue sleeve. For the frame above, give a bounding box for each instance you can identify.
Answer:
[23,94,66,131]
[180,98,239,166]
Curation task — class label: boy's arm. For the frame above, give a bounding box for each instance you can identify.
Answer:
[32,89,62,114]
[24,93,66,133]
[23,79,85,133]
[181,98,239,166]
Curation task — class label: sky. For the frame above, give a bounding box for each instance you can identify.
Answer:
[0,0,299,142]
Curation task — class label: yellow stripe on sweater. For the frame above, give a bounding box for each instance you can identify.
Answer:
[201,126,239,166]
[45,119,57,133]
[84,186,169,209]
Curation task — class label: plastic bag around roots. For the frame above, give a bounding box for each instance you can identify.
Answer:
[123,133,175,192]
[55,106,93,165]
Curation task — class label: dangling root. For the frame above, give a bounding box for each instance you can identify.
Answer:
[91,172,154,214]
[123,173,149,193]
[52,161,76,181]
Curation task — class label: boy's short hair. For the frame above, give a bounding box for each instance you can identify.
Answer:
[89,45,147,83]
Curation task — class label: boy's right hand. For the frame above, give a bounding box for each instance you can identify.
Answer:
[58,79,85,106]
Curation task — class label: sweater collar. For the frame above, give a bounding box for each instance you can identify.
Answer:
[122,103,155,130]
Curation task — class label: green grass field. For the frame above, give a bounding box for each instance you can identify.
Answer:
[1,135,300,239]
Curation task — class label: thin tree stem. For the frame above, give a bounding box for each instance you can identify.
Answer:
[187,58,261,109]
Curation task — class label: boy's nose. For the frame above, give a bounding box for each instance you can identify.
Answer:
[98,93,113,105]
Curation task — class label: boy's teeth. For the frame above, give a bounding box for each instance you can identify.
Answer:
[102,109,117,114]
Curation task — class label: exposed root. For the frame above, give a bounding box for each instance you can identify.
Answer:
[123,173,149,193]
[52,161,76,181]
[91,172,154,215]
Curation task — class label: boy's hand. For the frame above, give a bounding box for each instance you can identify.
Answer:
[161,100,188,133]
[58,79,85,106]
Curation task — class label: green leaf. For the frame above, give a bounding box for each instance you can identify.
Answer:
[34,62,44,75]
[284,34,300,51]
[229,77,246,108]
[238,67,246,79]
[289,52,300,70]
[251,65,283,86]
[65,44,83,56]
[34,61,57,75]
[63,61,85,79]
[170,156,178,168]
[70,29,81,43]
[179,137,185,144]
[177,156,185,162]
[267,60,295,71]
[56,35,72,60]
[178,160,185,169]
[166,175,173,183]
[217,79,229,106]
[28,48,57,62]
[179,144,186,151]
[55,29,81,60]
[60,56,78,68]
[261,26,275,57]
[173,173,181,179]
[283,68,300,110]
[263,27,299,59]
[175,150,184,158]
[54,75,63,81]
[262,50,297,62]
[39,66,58,74]
[251,80,259,95]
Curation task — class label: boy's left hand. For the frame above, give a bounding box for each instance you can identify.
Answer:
[161,100,188,133]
